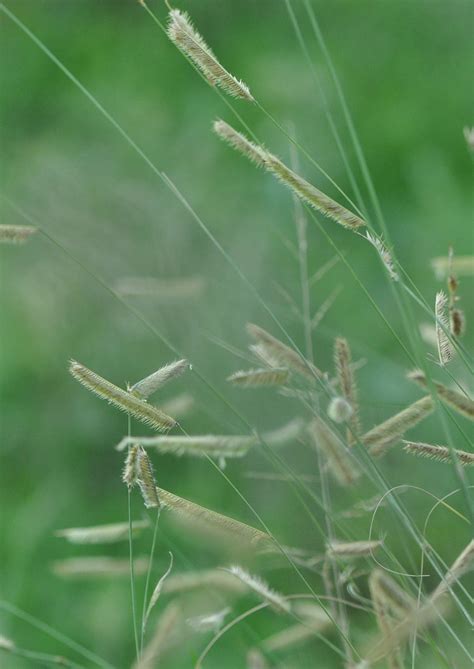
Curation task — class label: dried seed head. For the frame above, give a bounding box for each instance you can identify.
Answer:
[227,367,290,387]
[69,361,177,432]
[333,337,361,443]
[130,359,189,399]
[435,291,455,365]
[0,224,36,243]
[52,556,149,578]
[265,153,366,230]
[369,569,415,617]
[167,10,253,101]
[366,232,399,281]
[137,447,160,509]
[431,540,474,602]
[327,396,353,423]
[246,323,321,380]
[403,441,474,467]
[450,308,465,337]
[364,396,434,457]
[55,519,148,544]
[116,434,256,459]
[122,444,140,488]
[226,566,291,613]
[308,417,359,485]
[327,539,384,559]
[187,606,230,633]
[213,119,266,166]
[407,369,474,420]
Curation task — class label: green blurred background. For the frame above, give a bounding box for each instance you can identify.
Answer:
[1,0,472,667]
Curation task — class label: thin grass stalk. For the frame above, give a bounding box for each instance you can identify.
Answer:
[140,507,161,652]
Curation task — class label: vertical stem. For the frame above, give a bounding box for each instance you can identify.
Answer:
[127,413,140,662]
[140,507,161,651]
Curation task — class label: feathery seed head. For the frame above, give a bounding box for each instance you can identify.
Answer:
[167,10,253,101]
[213,120,266,166]
[265,153,366,230]
[366,232,399,281]
[69,360,177,432]
[137,447,160,508]
[122,444,140,488]
[226,566,291,613]
[403,441,474,467]
[130,359,189,399]
[435,291,455,365]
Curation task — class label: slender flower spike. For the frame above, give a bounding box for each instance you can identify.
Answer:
[213,119,266,165]
[403,441,474,467]
[69,361,177,432]
[137,447,160,508]
[366,232,399,281]
[122,444,140,488]
[407,369,474,420]
[167,10,253,101]
[227,367,290,387]
[226,566,291,613]
[265,153,366,230]
[130,359,189,399]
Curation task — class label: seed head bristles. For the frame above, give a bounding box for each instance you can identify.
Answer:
[246,323,322,380]
[225,566,291,614]
[430,540,474,603]
[0,224,37,243]
[265,153,366,230]
[144,552,174,626]
[435,291,455,365]
[133,601,181,669]
[327,397,353,423]
[130,359,189,400]
[431,254,474,279]
[213,119,266,165]
[122,444,140,488]
[261,604,330,652]
[157,487,275,551]
[403,441,474,467]
[450,308,465,337]
[326,539,384,559]
[137,447,160,508]
[368,570,416,618]
[187,607,231,633]
[55,519,148,544]
[167,10,253,101]
[227,367,290,387]
[116,434,256,458]
[308,417,359,486]
[366,232,399,281]
[114,276,205,299]
[52,556,149,578]
[162,569,249,596]
[334,337,361,444]
[364,396,434,457]
[69,361,177,432]
[407,369,474,420]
